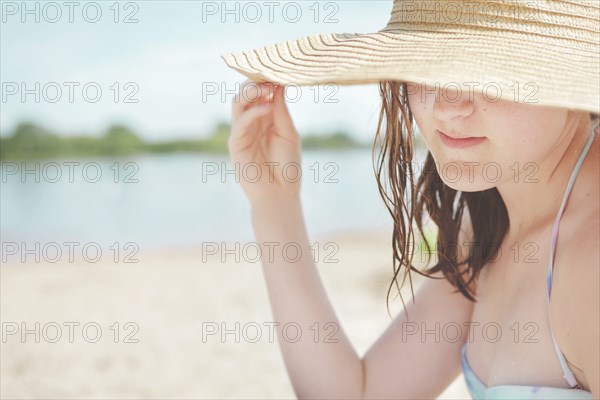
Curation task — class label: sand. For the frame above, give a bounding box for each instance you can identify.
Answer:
[1,230,470,399]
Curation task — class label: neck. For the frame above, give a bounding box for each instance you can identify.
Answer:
[496,116,595,241]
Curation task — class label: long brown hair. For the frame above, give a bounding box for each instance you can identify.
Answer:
[372,81,598,317]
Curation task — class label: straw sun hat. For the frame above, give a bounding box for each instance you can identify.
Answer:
[220,0,600,114]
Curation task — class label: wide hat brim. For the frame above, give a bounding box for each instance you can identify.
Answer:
[220,28,600,114]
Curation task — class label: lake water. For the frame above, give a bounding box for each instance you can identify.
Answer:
[1,149,429,250]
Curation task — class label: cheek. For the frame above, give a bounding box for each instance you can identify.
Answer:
[495,105,569,150]
[407,88,431,112]
[407,93,432,133]
[480,106,571,181]
[407,93,419,114]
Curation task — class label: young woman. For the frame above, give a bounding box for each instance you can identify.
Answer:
[221,1,599,398]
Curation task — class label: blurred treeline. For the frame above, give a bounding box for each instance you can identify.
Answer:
[0,122,372,160]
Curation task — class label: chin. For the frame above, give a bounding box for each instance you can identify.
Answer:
[428,151,499,192]
[441,179,496,192]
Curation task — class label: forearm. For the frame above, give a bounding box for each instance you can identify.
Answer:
[251,197,364,399]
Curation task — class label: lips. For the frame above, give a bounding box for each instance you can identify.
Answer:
[438,130,480,140]
[437,130,486,149]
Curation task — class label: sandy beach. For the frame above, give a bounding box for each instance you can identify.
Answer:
[1,230,470,399]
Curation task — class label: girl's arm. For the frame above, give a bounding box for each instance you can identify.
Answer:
[253,197,475,399]
[229,80,475,399]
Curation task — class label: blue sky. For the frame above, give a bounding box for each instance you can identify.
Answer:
[1,1,394,141]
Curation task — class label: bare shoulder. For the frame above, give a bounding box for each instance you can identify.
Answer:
[552,159,600,393]
[557,204,600,326]
[555,131,599,318]
[556,134,600,311]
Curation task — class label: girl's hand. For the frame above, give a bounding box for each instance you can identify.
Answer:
[228,80,302,207]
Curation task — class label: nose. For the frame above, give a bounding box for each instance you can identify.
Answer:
[432,86,475,120]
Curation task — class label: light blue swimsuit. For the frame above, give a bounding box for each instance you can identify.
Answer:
[461,129,596,400]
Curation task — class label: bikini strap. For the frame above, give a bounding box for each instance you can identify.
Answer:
[546,127,595,388]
